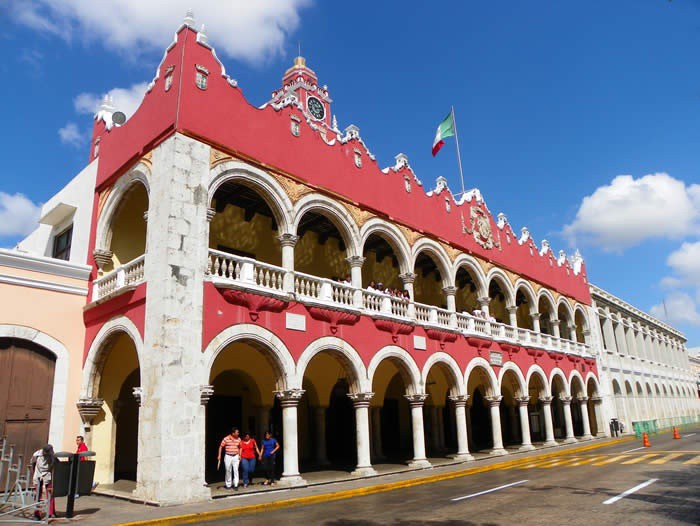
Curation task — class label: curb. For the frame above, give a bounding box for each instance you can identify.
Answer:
[116,436,636,526]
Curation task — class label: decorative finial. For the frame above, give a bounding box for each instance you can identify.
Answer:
[184,9,195,28]
[98,94,115,114]
[198,24,208,44]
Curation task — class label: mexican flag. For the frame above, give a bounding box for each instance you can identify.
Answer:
[432,111,455,156]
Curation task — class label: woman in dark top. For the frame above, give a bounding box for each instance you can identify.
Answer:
[258,431,280,485]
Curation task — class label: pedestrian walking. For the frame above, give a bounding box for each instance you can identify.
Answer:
[218,427,242,490]
[259,431,280,485]
[239,432,258,488]
[31,444,57,519]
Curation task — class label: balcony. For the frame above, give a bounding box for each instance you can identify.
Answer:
[91,250,591,358]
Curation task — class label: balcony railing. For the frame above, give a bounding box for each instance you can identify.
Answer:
[92,251,592,358]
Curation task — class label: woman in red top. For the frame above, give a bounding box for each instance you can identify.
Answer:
[239,433,258,488]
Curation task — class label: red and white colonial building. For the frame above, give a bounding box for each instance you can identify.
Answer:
[4,13,694,506]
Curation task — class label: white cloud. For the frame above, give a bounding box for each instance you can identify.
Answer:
[0,192,42,237]
[650,291,700,326]
[74,82,149,119]
[7,1,312,63]
[667,241,700,287]
[58,122,86,147]
[563,173,700,251]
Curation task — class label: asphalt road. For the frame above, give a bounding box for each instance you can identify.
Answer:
[207,428,700,526]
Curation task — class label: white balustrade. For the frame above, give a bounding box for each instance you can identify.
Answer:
[92,255,146,301]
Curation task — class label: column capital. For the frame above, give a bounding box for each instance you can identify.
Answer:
[277,233,299,247]
[348,392,374,408]
[92,249,113,270]
[399,272,416,285]
[477,296,490,308]
[576,396,589,404]
[76,398,104,426]
[345,255,366,268]
[590,396,603,404]
[206,207,216,222]
[515,396,530,406]
[442,286,457,296]
[539,395,553,405]
[485,395,503,407]
[275,389,305,407]
[506,305,518,314]
[404,393,429,407]
[559,395,572,405]
[530,312,541,320]
[200,385,215,405]
[448,394,470,408]
[550,317,560,324]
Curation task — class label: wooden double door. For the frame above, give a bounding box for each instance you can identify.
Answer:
[0,338,56,473]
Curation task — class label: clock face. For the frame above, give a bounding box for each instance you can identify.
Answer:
[307,96,325,120]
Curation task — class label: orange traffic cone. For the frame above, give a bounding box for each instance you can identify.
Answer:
[643,432,651,447]
[673,427,681,440]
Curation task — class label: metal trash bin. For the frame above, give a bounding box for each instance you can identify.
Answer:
[54,451,96,517]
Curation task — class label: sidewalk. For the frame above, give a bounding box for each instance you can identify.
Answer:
[49,435,634,525]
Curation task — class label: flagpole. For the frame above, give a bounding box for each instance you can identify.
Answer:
[451,105,466,195]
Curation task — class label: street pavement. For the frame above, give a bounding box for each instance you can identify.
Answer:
[47,427,699,525]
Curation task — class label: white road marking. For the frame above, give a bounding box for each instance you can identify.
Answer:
[451,480,528,502]
[603,479,658,505]
[683,433,696,438]
[622,446,645,453]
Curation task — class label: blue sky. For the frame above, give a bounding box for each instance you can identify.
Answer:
[1,1,698,349]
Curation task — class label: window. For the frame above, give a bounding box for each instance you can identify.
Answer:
[195,72,208,90]
[52,226,73,261]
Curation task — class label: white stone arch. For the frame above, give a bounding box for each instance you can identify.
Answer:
[513,279,538,313]
[202,324,296,390]
[296,336,369,393]
[367,345,422,395]
[537,289,557,313]
[526,364,550,397]
[485,268,515,306]
[549,367,570,396]
[0,325,71,448]
[568,369,586,398]
[208,160,294,235]
[452,254,488,298]
[411,238,453,288]
[94,164,151,252]
[464,357,499,397]
[574,304,590,329]
[293,193,362,257]
[498,362,527,398]
[556,298,575,325]
[585,373,601,397]
[420,352,465,397]
[82,315,145,400]
[359,218,413,275]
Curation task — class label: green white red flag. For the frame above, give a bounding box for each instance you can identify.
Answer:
[432,111,456,156]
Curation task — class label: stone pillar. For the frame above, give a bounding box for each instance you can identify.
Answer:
[449,395,473,460]
[443,286,458,327]
[507,306,518,327]
[400,272,416,318]
[275,389,307,486]
[314,406,330,465]
[346,256,365,308]
[465,399,473,447]
[590,396,605,437]
[578,397,593,440]
[371,406,384,460]
[567,323,577,342]
[540,396,557,446]
[550,317,561,339]
[516,397,534,451]
[560,396,577,443]
[531,312,541,333]
[405,394,431,468]
[478,296,490,318]
[278,234,298,293]
[134,134,213,504]
[348,393,376,476]
[486,396,507,455]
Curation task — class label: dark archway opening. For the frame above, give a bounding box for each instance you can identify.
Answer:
[114,368,140,482]
[326,379,356,468]
[469,389,492,451]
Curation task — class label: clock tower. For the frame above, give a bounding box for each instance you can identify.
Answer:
[267,55,333,127]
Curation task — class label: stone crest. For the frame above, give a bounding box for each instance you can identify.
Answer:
[462,206,500,250]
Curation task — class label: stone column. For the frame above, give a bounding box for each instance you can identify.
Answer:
[567,323,577,342]
[443,286,458,327]
[400,272,416,318]
[478,296,490,318]
[314,406,330,465]
[371,406,384,460]
[486,396,508,455]
[465,398,473,447]
[531,312,541,333]
[516,397,534,451]
[346,255,365,308]
[591,396,606,437]
[449,395,473,460]
[275,389,307,486]
[550,317,561,339]
[507,306,518,327]
[348,393,376,476]
[578,397,593,440]
[405,394,431,468]
[540,396,557,446]
[278,234,298,293]
[560,396,577,443]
